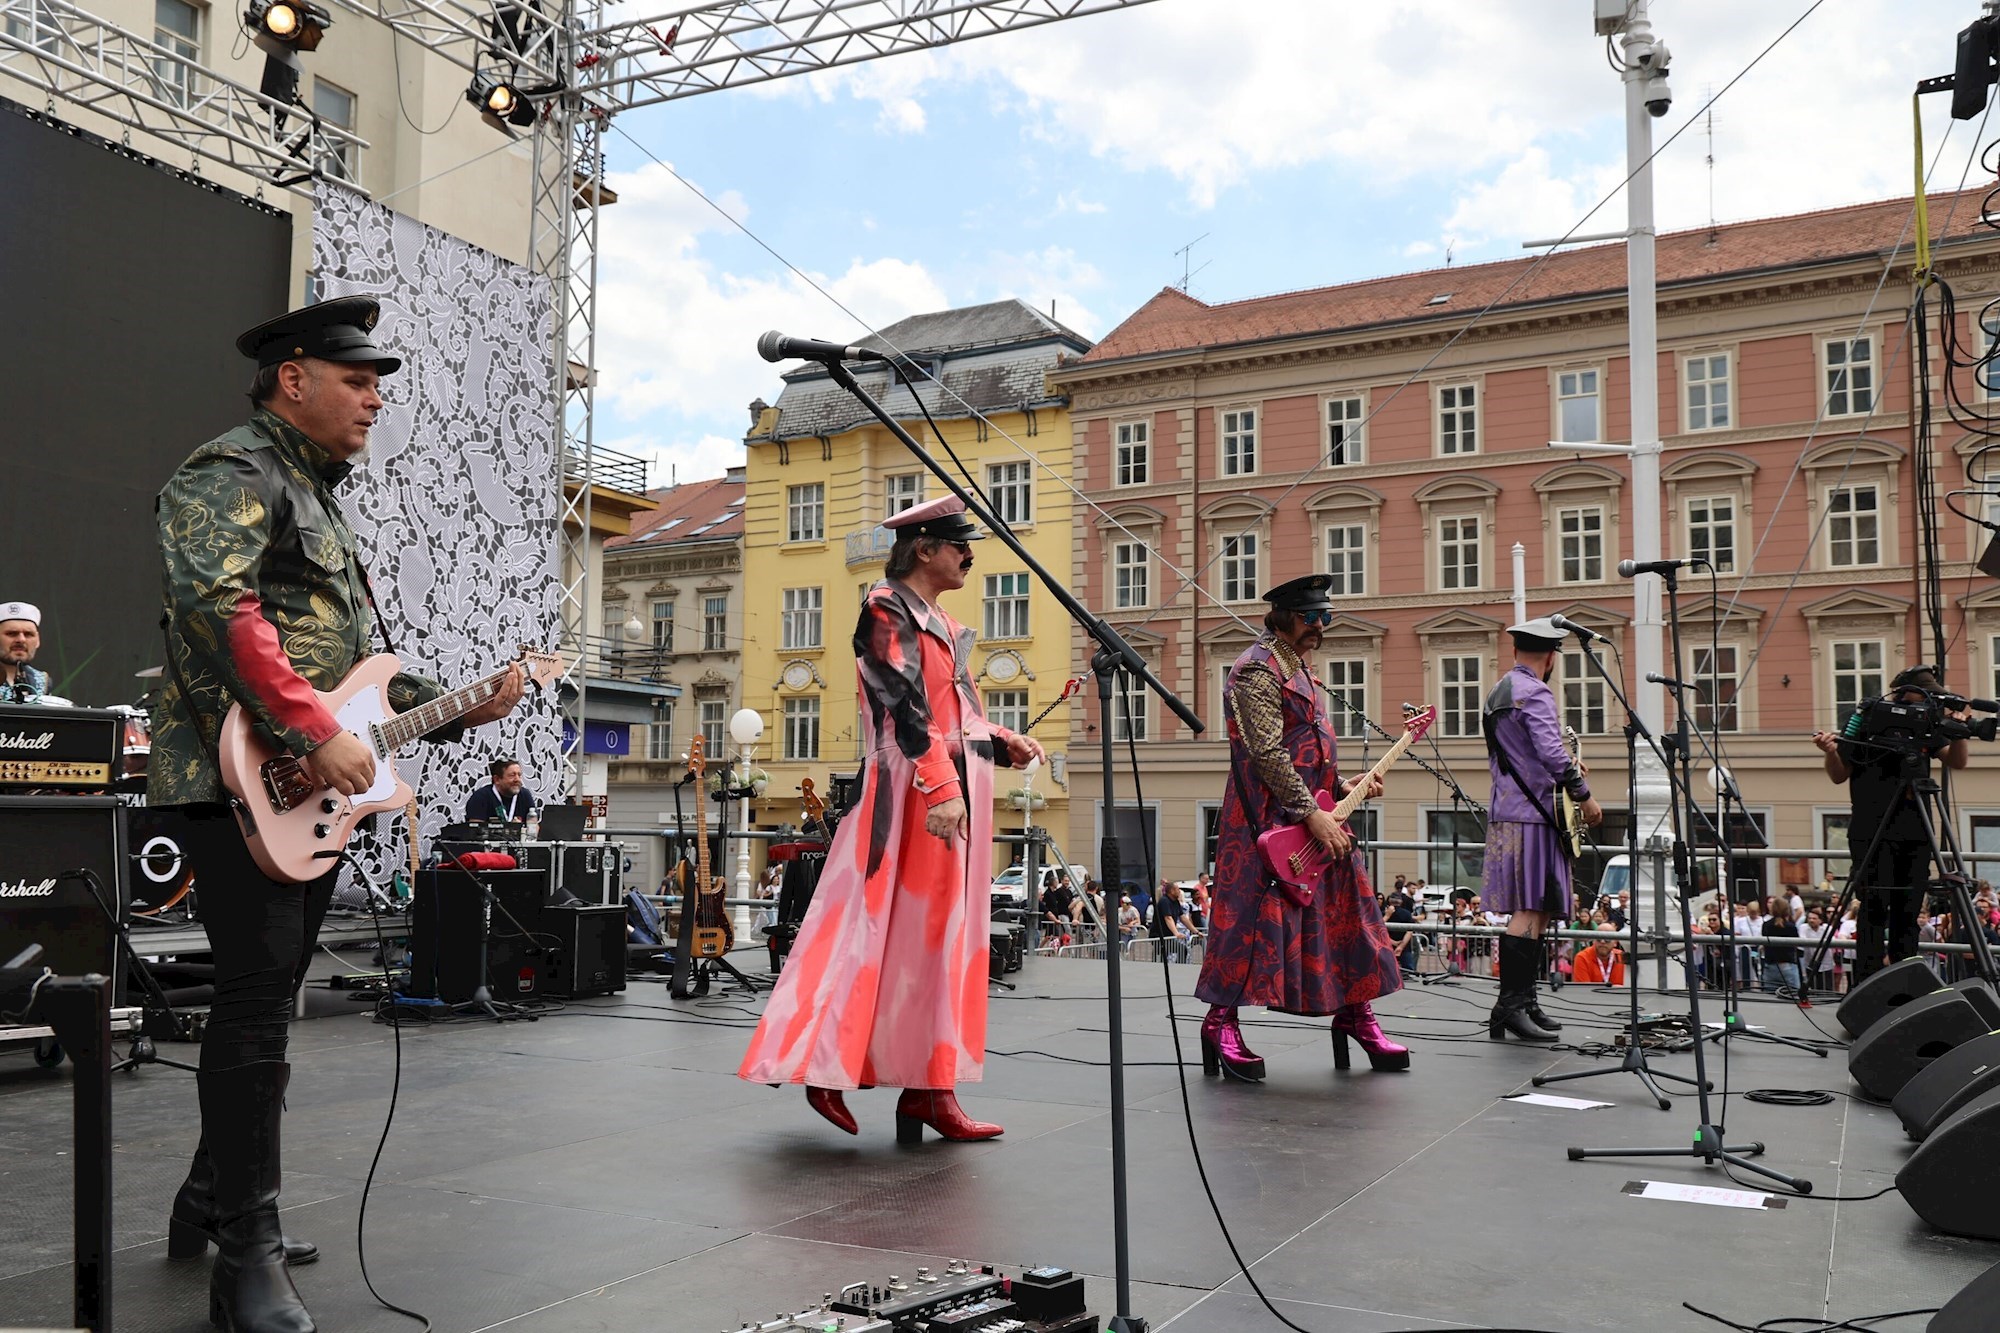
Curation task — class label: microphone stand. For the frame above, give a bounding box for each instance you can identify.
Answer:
[815,354,1201,1333]
[1561,569,1811,1192]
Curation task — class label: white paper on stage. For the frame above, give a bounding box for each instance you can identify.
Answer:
[311,182,560,896]
[1503,1093,1615,1110]
[1622,1180,1785,1210]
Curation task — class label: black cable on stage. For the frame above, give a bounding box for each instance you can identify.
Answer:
[1682,1300,1938,1332]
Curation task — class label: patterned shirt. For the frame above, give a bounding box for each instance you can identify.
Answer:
[149,408,449,806]
[1,662,51,704]
[1227,634,1320,823]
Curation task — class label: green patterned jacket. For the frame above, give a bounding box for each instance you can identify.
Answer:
[148,408,450,807]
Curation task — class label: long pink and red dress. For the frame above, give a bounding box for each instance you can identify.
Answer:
[739,579,1016,1092]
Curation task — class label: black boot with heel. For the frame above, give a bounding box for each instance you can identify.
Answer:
[201,1062,316,1333]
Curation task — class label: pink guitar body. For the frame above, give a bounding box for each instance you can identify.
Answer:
[1257,789,1340,907]
[217,654,415,884]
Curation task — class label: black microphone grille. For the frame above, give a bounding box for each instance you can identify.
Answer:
[755,330,789,363]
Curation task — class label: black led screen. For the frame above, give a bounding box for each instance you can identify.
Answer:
[0,99,291,709]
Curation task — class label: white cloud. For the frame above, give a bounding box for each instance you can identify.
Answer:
[1055,191,1108,216]
[604,431,743,488]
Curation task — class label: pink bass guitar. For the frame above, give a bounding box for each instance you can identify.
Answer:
[1257,703,1436,906]
[217,647,563,883]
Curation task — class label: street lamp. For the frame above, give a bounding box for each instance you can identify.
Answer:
[729,707,764,936]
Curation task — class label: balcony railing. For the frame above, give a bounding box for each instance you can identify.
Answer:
[575,633,679,683]
[563,444,649,496]
[845,525,895,568]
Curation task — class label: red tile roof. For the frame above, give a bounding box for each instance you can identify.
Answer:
[1078,188,1997,366]
[606,473,744,549]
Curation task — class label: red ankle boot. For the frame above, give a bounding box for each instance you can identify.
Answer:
[895,1089,1002,1143]
[805,1086,857,1135]
[1331,1002,1411,1072]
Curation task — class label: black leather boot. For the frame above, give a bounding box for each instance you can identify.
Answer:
[169,1136,319,1265]
[1489,935,1558,1042]
[202,1062,315,1333]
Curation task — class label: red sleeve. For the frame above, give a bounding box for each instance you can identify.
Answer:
[225,591,342,746]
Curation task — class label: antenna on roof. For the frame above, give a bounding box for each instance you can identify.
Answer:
[1444,237,1456,267]
[1174,233,1212,291]
[1704,82,1719,244]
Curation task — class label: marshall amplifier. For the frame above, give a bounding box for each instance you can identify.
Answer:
[546,904,625,998]
[0,796,128,1001]
[0,703,121,791]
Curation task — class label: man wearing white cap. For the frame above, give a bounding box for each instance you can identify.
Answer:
[0,602,49,705]
[1481,617,1602,1041]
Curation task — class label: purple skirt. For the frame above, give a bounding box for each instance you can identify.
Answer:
[1481,821,1572,916]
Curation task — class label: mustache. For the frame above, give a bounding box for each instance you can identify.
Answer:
[959,558,974,571]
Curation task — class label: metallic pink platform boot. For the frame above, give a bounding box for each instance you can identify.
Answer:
[1331,1002,1411,1072]
[1200,1005,1266,1082]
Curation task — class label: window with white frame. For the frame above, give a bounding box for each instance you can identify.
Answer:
[1686,495,1737,573]
[1114,422,1150,486]
[1426,809,1485,886]
[1221,407,1258,476]
[1113,541,1150,609]
[154,0,201,106]
[1684,353,1732,431]
[1325,523,1366,595]
[1823,336,1876,417]
[886,472,924,517]
[783,697,821,761]
[1438,514,1480,590]
[983,572,1029,639]
[1980,317,2000,401]
[311,80,357,182]
[781,587,823,649]
[1991,634,2000,699]
[1830,639,1886,728]
[699,699,727,755]
[1557,505,1605,582]
[6,0,61,51]
[786,483,825,542]
[987,461,1033,525]
[647,703,677,760]
[1691,643,1741,732]
[1557,368,1601,443]
[1220,533,1259,602]
[650,599,675,650]
[1826,484,1881,567]
[1326,396,1365,466]
[702,596,727,650]
[1559,649,1607,735]
[985,690,1029,734]
[1323,658,1367,739]
[1438,384,1478,455]
[1439,654,1483,738]
[1110,661,1149,741]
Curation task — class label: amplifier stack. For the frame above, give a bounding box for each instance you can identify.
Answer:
[407,861,626,1003]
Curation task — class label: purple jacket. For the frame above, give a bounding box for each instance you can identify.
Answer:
[1483,664,1589,825]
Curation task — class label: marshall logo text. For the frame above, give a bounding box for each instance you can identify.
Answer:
[0,730,56,751]
[0,877,58,898]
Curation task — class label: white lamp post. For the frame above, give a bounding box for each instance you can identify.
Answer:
[728,707,764,937]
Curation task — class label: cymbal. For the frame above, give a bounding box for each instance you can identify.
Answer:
[134,666,164,679]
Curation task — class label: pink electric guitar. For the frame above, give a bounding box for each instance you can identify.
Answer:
[1257,703,1436,905]
[217,646,563,883]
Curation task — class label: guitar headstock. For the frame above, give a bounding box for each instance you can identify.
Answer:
[513,645,566,691]
[1400,703,1438,743]
[800,777,827,825]
[688,734,707,779]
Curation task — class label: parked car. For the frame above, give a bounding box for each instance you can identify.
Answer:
[991,857,1073,910]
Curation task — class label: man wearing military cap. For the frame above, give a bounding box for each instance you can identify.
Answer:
[1482,617,1603,1041]
[1192,572,1409,1083]
[0,601,50,704]
[150,297,523,1333]
[741,492,1045,1142]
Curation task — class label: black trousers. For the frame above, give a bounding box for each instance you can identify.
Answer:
[182,805,338,1073]
[1853,837,1928,983]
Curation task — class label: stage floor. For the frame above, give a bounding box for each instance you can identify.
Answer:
[2,951,1991,1332]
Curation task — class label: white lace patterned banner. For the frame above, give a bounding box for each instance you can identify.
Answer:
[311,181,560,895]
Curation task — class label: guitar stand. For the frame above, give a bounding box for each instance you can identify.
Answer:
[701,955,767,995]
[60,867,201,1075]
[446,857,537,1024]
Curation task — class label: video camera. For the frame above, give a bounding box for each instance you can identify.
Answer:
[1844,684,2000,758]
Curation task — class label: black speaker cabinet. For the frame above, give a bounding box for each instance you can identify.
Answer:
[1897,1083,2000,1239]
[514,842,617,905]
[1849,988,1996,1102]
[546,904,624,998]
[0,796,128,1002]
[1838,958,1944,1038]
[409,867,554,1003]
[1930,1257,2000,1332]
[1894,1030,2000,1142]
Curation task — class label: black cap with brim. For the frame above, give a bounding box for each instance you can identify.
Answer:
[1263,573,1336,615]
[902,514,984,542]
[235,295,402,375]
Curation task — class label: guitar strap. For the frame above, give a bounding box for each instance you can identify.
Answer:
[1481,709,1563,833]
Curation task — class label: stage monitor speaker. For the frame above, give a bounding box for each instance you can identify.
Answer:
[1838,958,1944,1038]
[1849,988,1995,1102]
[1930,1256,2000,1332]
[409,867,553,1004]
[546,904,624,998]
[1893,1030,2000,1142]
[0,796,128,1002]
[1897,1083,2000,1240]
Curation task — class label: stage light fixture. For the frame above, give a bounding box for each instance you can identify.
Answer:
[467,71,538,132]
[244,0,330,54]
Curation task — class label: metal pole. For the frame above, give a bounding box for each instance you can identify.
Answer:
[1511,541,1527,624]
[1622,1,1665,735]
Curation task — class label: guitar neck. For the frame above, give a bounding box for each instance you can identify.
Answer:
[377,667,512,751]
[693,772,712,888]
[1330,731,1416,823]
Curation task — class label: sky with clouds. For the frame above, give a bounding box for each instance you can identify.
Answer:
[591,0,2000,487]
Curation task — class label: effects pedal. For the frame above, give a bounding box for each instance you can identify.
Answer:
[824,1261,1097,1332]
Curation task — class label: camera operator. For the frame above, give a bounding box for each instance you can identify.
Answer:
[1811,666,1971,984]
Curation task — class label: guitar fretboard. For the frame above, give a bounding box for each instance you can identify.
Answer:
[1330,729,1419,824]
[376,671,508,751]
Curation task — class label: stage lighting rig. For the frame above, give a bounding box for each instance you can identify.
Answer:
[243,0,330,117]
[1953,2,2000,120]
[467,70,539,132]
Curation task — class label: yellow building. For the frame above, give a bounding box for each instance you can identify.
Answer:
[739,300,1092,873]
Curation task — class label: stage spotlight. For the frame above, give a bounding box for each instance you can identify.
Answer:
[245,0,330,54]
[467,72,538,131]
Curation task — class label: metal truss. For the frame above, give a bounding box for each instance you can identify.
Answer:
[0,0,364,186]
[321,0,566,90]
[580,0,1160,110]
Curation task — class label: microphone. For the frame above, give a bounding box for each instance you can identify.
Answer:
[756,330,892,364]
[1645,671,1694,690]
[1548,613,1606,644]
[1617,556,1704,577]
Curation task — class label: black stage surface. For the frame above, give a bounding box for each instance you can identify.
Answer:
[3,953,1993,1332]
